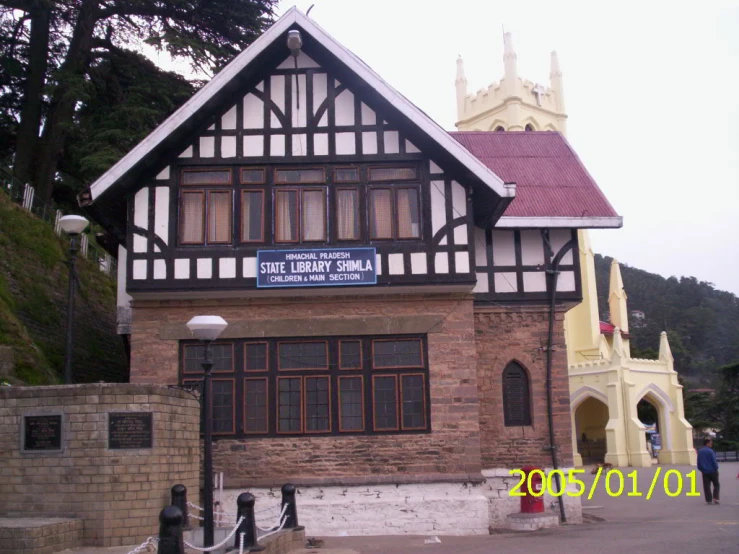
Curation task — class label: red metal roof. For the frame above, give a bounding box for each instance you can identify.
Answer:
[599,321,630,338]
[449,131,620,221]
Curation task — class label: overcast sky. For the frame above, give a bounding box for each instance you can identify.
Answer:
[268,0,739,295]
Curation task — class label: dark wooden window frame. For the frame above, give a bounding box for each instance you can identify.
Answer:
[372,374,400,431]
[178,335,430,439]
[244,342,269,372]
[277,340,329,371]
[240,167,266,184]
[371,338,424,369]
[244,377,269,434]
[339,340,362,370]
[274,186,328,244]
[240,188,265,243]
[502,361,532,427]
[182,343,235,375]
[338,375,365,432]
[367,185,421,241]
[175,162,424,247]
[211,377,236,435]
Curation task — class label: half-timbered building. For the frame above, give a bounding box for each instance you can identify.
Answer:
[81,8,621,535]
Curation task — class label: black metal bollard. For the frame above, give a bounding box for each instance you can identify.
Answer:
[233,492,264,551]
[157,506,185,554]
[281,483,304,530]
[170,484,189,528]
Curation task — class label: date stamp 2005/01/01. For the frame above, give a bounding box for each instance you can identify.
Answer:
[509,467,703,500]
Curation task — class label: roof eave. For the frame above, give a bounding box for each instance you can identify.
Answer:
[495,216,623,228]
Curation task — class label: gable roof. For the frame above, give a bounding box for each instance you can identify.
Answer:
[81,7,513,213]
[450,131,622,228]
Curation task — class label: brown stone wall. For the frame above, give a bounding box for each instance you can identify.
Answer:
[129,294,483,483]
[475,305,574,469]
[0,384,200,547]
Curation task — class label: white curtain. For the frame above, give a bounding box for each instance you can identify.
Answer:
[337,189,358,240]
[301,189,325,241]
[370,189,393,239]
[181,192,204,243]
[276,190,297,241]
[208,191,232,243]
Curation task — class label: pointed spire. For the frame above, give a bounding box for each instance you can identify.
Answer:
[608,259,629,334]
[659,332,673,362]
[549,50,565,114]
[503,32,518,96]
[611,325,625,362]
[455,56,468,122]
[550,51,562,77]
[455,55,466,83]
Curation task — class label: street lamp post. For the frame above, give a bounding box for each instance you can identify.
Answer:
[58,215,89,385]
[186,315,228,548]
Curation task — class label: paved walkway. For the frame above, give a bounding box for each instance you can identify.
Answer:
[58,463,739,554]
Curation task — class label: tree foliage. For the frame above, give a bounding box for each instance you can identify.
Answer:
[0,0,277,205]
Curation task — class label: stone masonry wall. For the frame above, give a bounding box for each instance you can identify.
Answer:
[0,384,200,547]
[129,294,483,484]
[475,305,574,469]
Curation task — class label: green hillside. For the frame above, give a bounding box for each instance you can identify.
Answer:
[594,254,739,384]
[0,192,127,385]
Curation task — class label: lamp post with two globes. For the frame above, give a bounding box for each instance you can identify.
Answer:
[58,215,89,385]
[186,315,228,548]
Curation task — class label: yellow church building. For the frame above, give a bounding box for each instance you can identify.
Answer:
[455,33,696,468]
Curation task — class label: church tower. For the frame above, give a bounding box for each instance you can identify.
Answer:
[454,35,602,365]
[454,33,567,134]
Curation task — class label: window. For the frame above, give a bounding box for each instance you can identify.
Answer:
[240,168,266,184]
[525,124,535,132]
[373,339,423,368]
[180,189,232,245]
[212,379,235,434]
[177,163,424,245]
[244,378,268,433]
[182,343,234,374]
[275,168,325,183]
[179,169,233,245]
[502,362,531,426]
[179,336,429,437]
[275,188,326,242]
[334,167,359,183]
[241,190,264,242]
[369,187,420,239]
[368,166,417,182]
[182,169,232,185]
[336,188,359,240]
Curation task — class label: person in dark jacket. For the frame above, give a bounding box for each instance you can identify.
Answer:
[696,438,720,504]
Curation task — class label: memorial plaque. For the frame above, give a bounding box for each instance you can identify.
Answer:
[108,412,153,449]
[24,415,62,451]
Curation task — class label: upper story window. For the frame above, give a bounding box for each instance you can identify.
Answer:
[176,163,422,246]
[180,169,233,245]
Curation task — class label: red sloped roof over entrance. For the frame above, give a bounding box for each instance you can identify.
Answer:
[450,131,620,224]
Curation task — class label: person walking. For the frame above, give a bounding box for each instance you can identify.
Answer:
[696,438,720,504]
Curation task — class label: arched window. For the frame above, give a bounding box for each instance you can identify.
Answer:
[494,126,505,132]
[525,124,535,131]
[502,362,531,426]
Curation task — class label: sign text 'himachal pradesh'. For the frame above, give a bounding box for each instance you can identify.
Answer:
[257,248,377,288]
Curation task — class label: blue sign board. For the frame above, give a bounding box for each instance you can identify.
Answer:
[257,247,377,288]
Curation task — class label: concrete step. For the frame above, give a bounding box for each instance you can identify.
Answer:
[0,517,82,554]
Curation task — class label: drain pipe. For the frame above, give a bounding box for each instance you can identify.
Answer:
[543,232,577,524]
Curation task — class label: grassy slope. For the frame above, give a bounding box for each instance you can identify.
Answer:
[0,192,126,384]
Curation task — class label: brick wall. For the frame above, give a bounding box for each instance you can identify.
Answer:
[129,294,483,484]
[475,305,574,469]
[0,384,200,547]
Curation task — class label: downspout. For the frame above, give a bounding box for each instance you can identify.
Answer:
[543,231,577,524]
